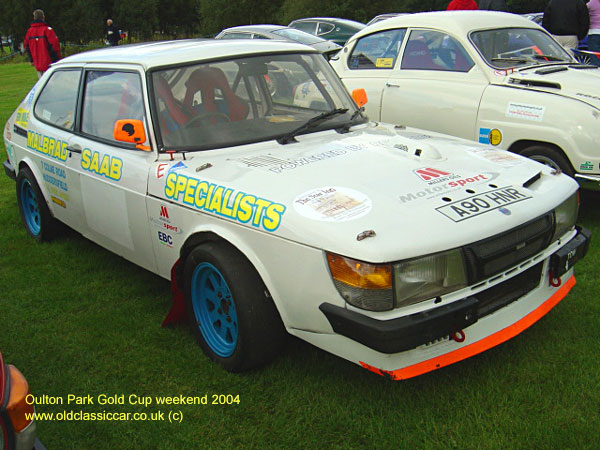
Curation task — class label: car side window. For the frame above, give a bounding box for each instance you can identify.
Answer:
[252,34,270,39]
[401,30,474,72]
[293,21,317,34]
[34,69,81,130]
[221,32,252,39]
[348,29,406,70]
[81,71,146,144]
[317,23,335,35]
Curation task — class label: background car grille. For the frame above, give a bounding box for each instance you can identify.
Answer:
[463,213,554,283]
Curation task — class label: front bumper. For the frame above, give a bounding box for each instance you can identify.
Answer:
[575,173,600,191]
[318,227,590,378]
[3,159,16,181]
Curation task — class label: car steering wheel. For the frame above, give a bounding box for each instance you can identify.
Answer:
[184,112,230,128]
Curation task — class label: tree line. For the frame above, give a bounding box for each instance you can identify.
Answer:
[0,0,550,48]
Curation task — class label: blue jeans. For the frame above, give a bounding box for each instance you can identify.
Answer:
[588,34,600,67]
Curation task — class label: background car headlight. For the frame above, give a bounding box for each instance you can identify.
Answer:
[326,253,393,311]
[552,192,578,243]
[393,249,467,308]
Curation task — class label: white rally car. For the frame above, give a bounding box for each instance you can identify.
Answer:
[330,11,600,190]
[2,40,590,379]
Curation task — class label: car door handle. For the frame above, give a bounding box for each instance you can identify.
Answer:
[385,83,400,88]
[67,145,82,155]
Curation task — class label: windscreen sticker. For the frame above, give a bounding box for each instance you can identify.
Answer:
[375,57,394,68]
[478,128,502,146]
[15,108,30,128]
[27,130,68,161]
[506,102,545,122]
[164,173,286,232]
[293,187,371,222]
[436,186,531,222]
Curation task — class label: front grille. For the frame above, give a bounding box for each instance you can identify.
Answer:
[476,263,544,318]
[463,213,554,283]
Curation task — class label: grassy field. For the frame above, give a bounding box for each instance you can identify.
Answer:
[1,63,599,449]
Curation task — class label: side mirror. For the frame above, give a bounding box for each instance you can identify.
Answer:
[113,119,150,151]
[352,88,368,108]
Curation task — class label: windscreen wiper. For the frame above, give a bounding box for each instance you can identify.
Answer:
[336,107,367,133]
[491,57,529,63]
[277,108,348,145]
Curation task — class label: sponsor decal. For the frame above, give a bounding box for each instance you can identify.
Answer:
[494,68,515,76]
[576,92,600,102]
[399,172,500,203]
[294,187,371,222]
[6,143,15,162]
[156,163,169,179]
[157,231,173,247]
[81,149,122,181]
[468,148,523,167]
[41,161,68,192]
[51,196,66,208]
[506,102,545,122]
[580,161,594,171]
[394,143,409,152]
[375,57,394,68]
[168,161,187,173]
[27,130,68,162]
[414,167,462,185]
[160,205,169,219]
[397,131,432,140]
[499,207,511,215]
[25,87,36,107]
[478,128,502,146]
[164,173,285,232]
[436,187,531,222]
[15,108,29,128]
[151,204,183,234]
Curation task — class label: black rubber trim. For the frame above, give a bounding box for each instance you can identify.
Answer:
[13,124,27,137]
[320,297,479,354]
[550,226,591,278]
[3,160,16,181]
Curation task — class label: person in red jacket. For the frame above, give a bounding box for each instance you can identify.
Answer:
[24,9,61,78]
[447,0,479,10]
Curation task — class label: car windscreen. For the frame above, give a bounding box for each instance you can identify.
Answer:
[151,53,361,151]
[470,27,572,68]
[271,28,324,45]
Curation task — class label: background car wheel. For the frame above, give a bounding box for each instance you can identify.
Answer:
[184,241,286,372]
[16,167,59,241]
[520,145,574,178]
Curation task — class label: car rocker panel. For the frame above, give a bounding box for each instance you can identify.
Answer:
[2,39,590,379]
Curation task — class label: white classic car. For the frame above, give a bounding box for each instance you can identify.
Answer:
[330,11,600,190]
[2,39,590,379]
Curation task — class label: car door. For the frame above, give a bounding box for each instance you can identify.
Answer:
[336,28,407,120]
[381,29,488,141]
[64,67,158,272]
[26,68,85,229]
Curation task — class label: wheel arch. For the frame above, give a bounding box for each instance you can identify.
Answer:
[17,158,56,217]
[507,139,575,173]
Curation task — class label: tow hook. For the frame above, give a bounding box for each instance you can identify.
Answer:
[549,274,562,287]
[450,330,466,343]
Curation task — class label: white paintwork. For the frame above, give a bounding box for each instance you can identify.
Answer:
[330,10,600,181]
[2,40,583,376]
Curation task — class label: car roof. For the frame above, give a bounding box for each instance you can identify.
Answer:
[221,24,286,33]
[352,11,538,41]
[291,17,365,27]
[55,39,316,70]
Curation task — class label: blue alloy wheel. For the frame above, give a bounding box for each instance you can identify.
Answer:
[191,262,238,357]
[20,178,41,236]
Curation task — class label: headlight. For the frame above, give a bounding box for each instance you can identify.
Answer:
[552,192,578,242]
[393,249,468,308]
[326,253,393,311]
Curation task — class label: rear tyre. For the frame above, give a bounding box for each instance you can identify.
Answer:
[520,145,574,178]
[16,167,58,241]
[184,241,286,372]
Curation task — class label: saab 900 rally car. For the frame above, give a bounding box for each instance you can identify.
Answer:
[330,11,600,190]
[2,40,591,379]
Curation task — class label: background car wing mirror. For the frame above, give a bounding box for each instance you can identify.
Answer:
[352,88,368,108]
[113,119,151,151]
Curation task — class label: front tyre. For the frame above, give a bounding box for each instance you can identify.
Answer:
[520,145,574,178]
[184,241,286,372]
[16,167,58,241]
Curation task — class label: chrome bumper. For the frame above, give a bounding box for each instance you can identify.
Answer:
[575,173,600,191]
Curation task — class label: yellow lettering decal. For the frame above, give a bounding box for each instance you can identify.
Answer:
[195,182,208,208]
[81,149,91,169]
[27,131,35,148]
[209,186,223,213]
[47,138,56,157]
[109,158,122,180]
[220,189,233,217]
[165,173,177,198]
[174,175,187,199]
[232,192,244,217]
[263,203,285,231]
[237,195,254,223]
[183,178,198,205]
[89,152,99,173]
[252,198,271,226]
[99,155,110,177]
[60,142,68,161]
[205,184,215,207]
[42,136,49,154]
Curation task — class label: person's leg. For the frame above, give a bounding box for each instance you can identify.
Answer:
[587,34,600,66]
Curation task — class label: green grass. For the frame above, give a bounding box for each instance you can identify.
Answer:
[1,63,599,449]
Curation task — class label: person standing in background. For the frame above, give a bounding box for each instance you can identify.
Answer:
[587,0,600,65]
[543,0,589,55]
[447,0,478,10]
[479,0,509,11]
[24,9,61,78]
[106,19,121,46]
